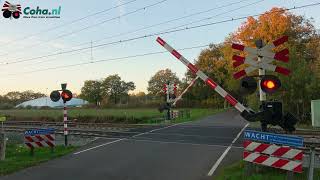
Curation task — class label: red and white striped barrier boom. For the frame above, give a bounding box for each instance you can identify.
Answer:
[232,36,290,79]
[172,76,199,106]
[243,140,303,173]
[25,134,55,148]
[156,37,249,114]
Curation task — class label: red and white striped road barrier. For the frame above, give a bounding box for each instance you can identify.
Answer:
[63,103,68,136]
[25,134,55,148]
[243,151,303,173]
[156,37,248,114]
[232,36,290,79]
[244,140,303,161]
[243,140,303,173]
[170,110,179,119]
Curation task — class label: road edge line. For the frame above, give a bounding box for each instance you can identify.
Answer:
[207,123,249,176]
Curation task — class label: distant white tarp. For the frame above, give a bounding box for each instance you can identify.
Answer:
[16,97,88,108]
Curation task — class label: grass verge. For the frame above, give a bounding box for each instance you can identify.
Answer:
[216,161,320,180]
[0,144,76,176]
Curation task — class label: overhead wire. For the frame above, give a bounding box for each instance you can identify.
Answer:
[0,0,139,48]
[68,0,254,48]
[4,44,210,76]
[1,0,265,65]
[1,2,320,76]
[0,0,168,57]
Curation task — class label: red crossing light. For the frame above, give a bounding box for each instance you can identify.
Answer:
[61,90,73,102]
[260,75,281,94]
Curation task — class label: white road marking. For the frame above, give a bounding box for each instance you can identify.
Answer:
[73,139,123,155]
[132,121,188,138]
[147,132,235,140]
[74,121,188,155]
[125,138,243,149]
[207,123,249,176]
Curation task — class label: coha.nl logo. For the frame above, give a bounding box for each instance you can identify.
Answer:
[2,1,21,19]
[2,1,61,19]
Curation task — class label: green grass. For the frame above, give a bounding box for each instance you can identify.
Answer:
[216,161,320,180]
[0,108,225,124]
[0,144,76,175]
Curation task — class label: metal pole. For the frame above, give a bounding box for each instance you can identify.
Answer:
[258,57,267,102]
[63,101,68,146]
[308,146,315,180]
[258,55,267,132]
[166,83,170,104]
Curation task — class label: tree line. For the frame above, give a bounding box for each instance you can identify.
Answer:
[0,91,46,109]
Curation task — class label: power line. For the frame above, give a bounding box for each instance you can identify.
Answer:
[0,0,139,48]
[158,0,264,33]
[4,44,210,76]
[2,2,320,66]
[1,0,262,65]
[0,0,168,57]
[68,0,254,48]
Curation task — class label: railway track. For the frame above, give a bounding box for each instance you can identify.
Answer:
[2,121,167,138]
[2,121,320,145]
[3,126,143,138]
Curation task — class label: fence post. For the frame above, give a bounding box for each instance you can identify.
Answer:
[308,145,315,180]
[286,171,293,180]
[244,162,254,176]
[0,133,5,160]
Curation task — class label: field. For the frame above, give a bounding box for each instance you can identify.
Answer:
[0,108,225,124]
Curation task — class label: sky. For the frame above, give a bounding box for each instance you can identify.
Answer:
[0,0,319,95]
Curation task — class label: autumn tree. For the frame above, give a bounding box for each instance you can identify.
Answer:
[227,7,320,121]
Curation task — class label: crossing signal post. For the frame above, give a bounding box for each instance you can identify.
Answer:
[231,36,298,132]
[159,82,178,120]
[49,83,73,146]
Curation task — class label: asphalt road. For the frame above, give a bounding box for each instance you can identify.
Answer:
[1,109,249,180]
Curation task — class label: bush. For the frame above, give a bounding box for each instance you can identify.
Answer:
[0,103,14,110]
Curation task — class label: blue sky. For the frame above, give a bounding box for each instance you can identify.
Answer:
[0,0,319,95]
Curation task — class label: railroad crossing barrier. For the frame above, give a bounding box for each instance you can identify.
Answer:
[156,37,251,117]
[24,128,55,155]
[243,140,303,173]
[244,130,320,179]
[164,109,190,121]
[170,110,179,119]
[243,130,304,179]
